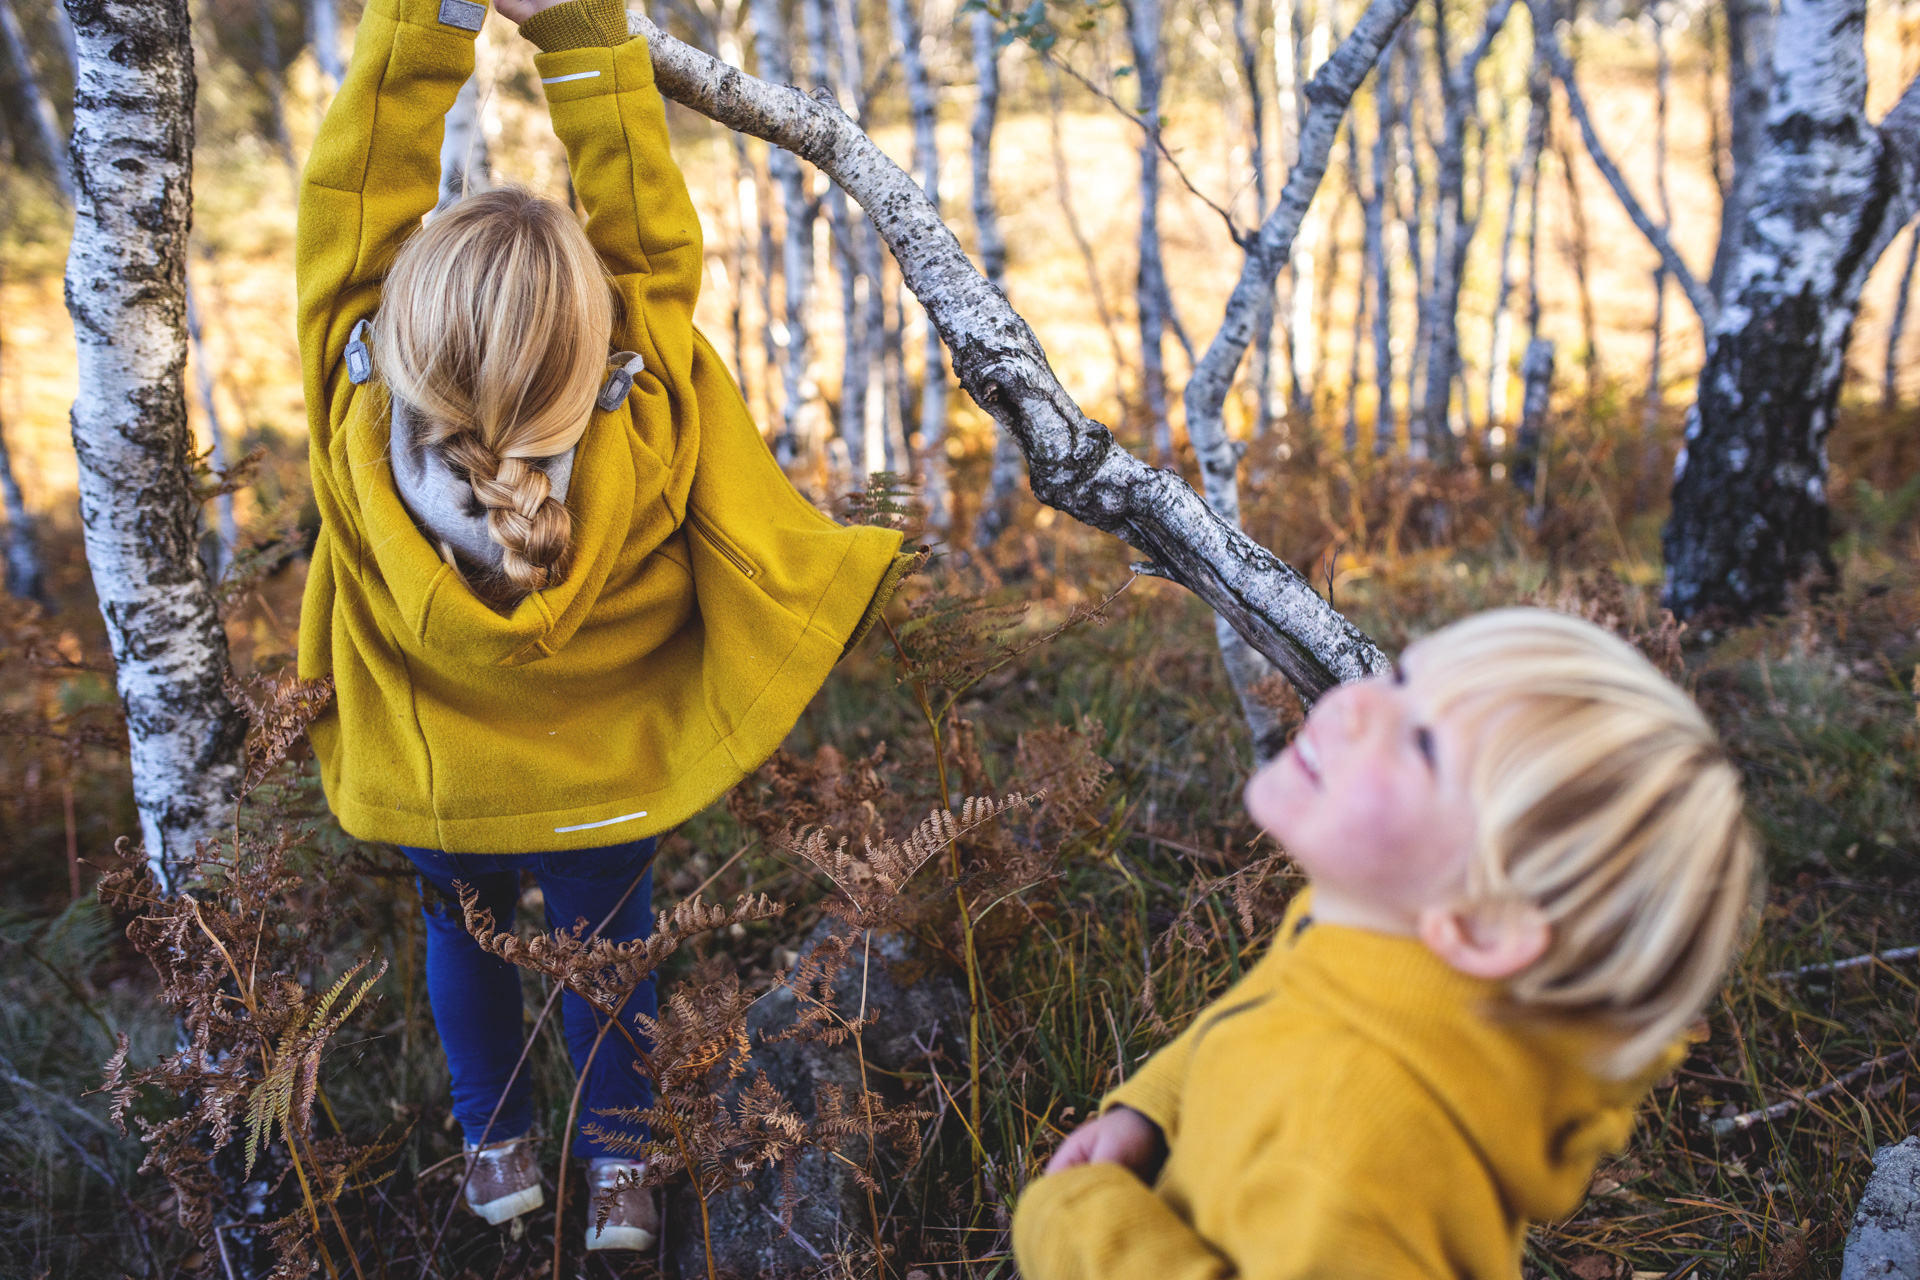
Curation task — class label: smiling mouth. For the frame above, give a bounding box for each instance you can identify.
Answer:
[1293,731,1323,785]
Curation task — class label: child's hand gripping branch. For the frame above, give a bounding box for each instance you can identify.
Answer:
[1014,608,1755,1280]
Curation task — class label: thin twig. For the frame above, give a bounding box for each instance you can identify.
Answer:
[1706,1047,1912,1136]
[1767,945,1920,982]
[1041,51,1249,244]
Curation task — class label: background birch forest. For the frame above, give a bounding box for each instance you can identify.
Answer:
[7,0,1920,1274]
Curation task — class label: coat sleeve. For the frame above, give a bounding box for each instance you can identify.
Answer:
[296,0,480,460]
[535,33,703,411]
[1011,1158,1439,1280]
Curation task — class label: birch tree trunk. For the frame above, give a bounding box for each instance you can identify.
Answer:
[1543,15,1715,327]
[1664,0,1920,624]
[438,72,491,205]
[1172,0,1413,745]
[1710,0,1774,303]
[64,0,247,882]
[1887,223,1919,408]
[186,284,237,578]
[1288,0,1331,421]
[1513,336,1552,501]
[1641,0,1672,487]
[970,7,1027,550]
[1228,0,1277,439]
[886,0,949,528]
[1486,39,1546,438]
[309,0,342,88]
[0,401,46,605]
[253,0,299,176]
[631,9,1390,696]
[0,0,73,202]
[1126,0,1177,465]
[1370,38,1396,453]
[751,0,815,465]
[1419,0,1517,462]
[802,0,859,471]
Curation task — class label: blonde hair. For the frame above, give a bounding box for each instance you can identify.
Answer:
[377,187,616,605]
[1415,608,1756,1077]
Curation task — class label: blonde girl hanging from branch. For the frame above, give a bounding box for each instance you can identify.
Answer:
[294,0,914,1246]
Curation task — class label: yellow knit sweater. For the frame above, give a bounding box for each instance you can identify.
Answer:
[295,0,905,852]
[1013,894,1674,1279]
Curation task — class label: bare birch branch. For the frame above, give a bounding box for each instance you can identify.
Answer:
[1539,9,1717,328]
[629,9,1389,697]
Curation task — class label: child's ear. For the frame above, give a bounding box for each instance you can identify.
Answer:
[1416,901,1550,980]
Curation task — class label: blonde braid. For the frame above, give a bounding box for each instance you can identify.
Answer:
[440,432,575,603]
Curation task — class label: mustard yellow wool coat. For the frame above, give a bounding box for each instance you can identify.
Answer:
[295,0,905,853]
[1014,892,1678,1280]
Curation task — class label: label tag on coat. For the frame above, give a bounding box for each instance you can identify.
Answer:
[345,319,373,385]
[596,352,645,413]
[438,0,485,30]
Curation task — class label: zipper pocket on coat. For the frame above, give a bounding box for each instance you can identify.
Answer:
[688,510,759,579]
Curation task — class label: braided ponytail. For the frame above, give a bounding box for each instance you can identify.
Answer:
[377,186,616,607]
[439,433,575,600]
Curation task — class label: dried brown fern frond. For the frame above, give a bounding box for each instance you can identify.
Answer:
[781,792,1040,924]
[92,827,396,1271]
[728,741,901,849]
[459,884,785,1014]
[1013,717,1114,839]
[811,1080,929,1180]
[222,668,336,798]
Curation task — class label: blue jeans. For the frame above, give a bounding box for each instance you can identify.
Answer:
[403,840,657,1161]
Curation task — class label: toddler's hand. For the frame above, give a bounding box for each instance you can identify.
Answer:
[495,0,567,23]
[1046,1107,1166,1180]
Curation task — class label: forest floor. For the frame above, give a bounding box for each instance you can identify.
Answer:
[5,391,1920,1280]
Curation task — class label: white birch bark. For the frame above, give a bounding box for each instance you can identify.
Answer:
[1710,0,1773,302]
[1664,0,1920,620]
[0,0,73,202]
[630,9,1389,696]
[886,0,948,528]
[64,0,247,883]
[1418,0,1517,460]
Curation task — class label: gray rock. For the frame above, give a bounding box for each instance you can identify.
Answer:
[1843,1136,1920,1280]
[668,924,966,1279]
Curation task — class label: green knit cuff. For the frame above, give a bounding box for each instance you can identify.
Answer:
[841,548,926,658]
[519,0,630,51]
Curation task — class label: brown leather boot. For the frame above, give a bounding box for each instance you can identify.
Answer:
[584,1158,659,1251]
[463,1137,544,1225]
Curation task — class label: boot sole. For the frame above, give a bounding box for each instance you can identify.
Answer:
[470,1184,544,1225]
[585,1225,657,1252]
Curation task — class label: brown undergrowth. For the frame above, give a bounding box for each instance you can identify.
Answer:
[6,408,1920,1277]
